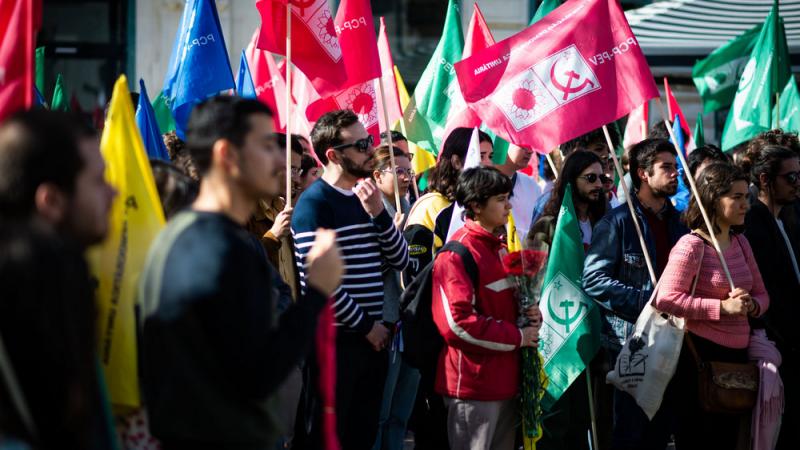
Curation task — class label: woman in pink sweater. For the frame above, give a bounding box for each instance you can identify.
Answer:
[655,163,768,449]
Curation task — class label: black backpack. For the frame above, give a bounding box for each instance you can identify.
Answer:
[399,241,479,376]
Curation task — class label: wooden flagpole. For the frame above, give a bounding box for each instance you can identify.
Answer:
[545,151,559,180]
[655,98,735,289]
[378,77,403,213]
[602,125,658,285]
[285,1,293,206]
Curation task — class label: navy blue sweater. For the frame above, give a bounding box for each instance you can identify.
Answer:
[292,179,409,334]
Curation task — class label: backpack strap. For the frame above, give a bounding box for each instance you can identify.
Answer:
[439,241,479,290]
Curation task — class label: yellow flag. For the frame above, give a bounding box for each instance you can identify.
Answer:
[394,66,436,175]
[87,75,166,411]
[507,211,523,253]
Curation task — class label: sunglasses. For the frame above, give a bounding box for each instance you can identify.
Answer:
[332,135,374,153]
[779,171,800,184]
[579,173,613,184]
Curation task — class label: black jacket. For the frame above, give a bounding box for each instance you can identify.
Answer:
[744,200,800,356]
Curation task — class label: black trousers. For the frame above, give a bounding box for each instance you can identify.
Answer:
[294,332,388,450]
[673,333,750,450]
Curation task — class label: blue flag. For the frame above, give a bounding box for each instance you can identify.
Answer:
[236,50,256,99]
[162,0,234,139]
[136,79,171,161]
[33,86,46,107]
[670,115,691,212]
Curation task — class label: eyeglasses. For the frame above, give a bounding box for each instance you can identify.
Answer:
[779,171,800,184]
[578,173,612,184]
[381,167,416,178]
[331,135,374,153]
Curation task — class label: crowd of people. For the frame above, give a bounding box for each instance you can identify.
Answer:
[0,96,797,450]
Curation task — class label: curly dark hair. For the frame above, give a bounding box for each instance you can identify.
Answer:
[427,127,492,201]
[455,167,513,220]
[742,129,800,174]
[561,126,619,157]
[751,145,797,192]
[683,162,748,234]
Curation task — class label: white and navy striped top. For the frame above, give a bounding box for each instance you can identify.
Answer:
[291,179,409,334]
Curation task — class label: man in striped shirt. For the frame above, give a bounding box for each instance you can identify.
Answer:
[292,110,409,450]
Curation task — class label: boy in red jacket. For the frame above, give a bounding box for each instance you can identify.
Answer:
[432,167,541,449]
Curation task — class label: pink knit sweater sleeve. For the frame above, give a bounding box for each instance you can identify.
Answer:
[736,235,769,317]
[655,235,722,321]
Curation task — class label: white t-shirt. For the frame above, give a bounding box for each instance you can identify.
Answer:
[776,218,800,283]
[579,219,593,246]
[510,173,543,239]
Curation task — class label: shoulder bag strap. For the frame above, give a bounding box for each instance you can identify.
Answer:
[685,237,706,370]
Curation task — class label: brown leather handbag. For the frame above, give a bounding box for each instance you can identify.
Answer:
[685,333,758,414]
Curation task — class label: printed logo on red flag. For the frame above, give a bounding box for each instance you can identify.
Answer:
[494,45,600,131]
[298,0,342,62]
[335,81,379,130]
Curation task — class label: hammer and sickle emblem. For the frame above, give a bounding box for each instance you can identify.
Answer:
[547,286,588,334]
[549,56,595,101]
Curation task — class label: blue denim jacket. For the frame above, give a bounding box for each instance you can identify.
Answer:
[582,194,688,352]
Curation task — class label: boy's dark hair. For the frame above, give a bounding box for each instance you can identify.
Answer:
[149,160,199,219]
[0,110,87,218]
[742,129,800,174]
[310,109,360,165]
[751,145,798,192]
[628,138,677,190]
[428,127,492,201]
[456,167,513,220]
[380,130,407,143]
[684,162,748,233]
[185,96,273,176]
[561,126,619,156]
[542,151,606,224]
[687,144,731,178]
[273,132,305,156]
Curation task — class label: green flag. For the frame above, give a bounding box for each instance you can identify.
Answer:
[694,112,706,148]
[35,47,45,94]
[402,0,464,156]
[721,1,791,150]
[692,25,761,114]
[774,78,800,133]
[538,184,601,410]
[51,74,69,112]
[529,0,561,26]
[152,90,177,134]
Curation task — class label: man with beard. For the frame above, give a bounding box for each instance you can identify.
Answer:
[744,145,800,449]
[583,138,687,450]
[291,110,409,450]
[526,151,608,450]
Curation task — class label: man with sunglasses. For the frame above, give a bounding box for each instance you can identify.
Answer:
[291,110,409,450]
[745,145,800,448]
[583,138,687,450]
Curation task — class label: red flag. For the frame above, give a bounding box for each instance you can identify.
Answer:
[307,80,381,144]
[441,4,496,144]
[623,100,648,149]
[664,77,694,150]
[307,0,382,144]
[376,17,402,134]
[281,59,316,142]
[0,0,38,122]
[246,31,289,131]
[335,0,380,85]
[454,0,659,153]
[256,0,347,97]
